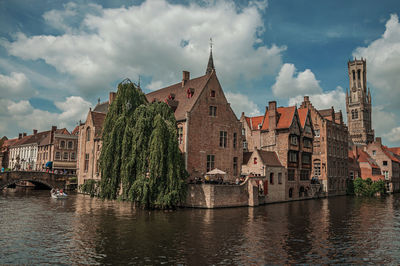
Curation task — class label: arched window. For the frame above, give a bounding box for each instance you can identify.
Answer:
[357,69,361,80]
[355,110,358,119]
[86,127,91,141]
[351,110,355,119]
[270,173,274,184]
[352,70,355,80]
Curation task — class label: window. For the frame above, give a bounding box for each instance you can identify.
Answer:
[84,153,89,172]
[383,171,389,180]
[289,151,297,163]
[242,128,246,136]
[210,90,216,97]
[304,138,312,148]
[63,152,68,160]
[71,152,76,160]
[243,140,248,150]
[60,140,65,148]
[357,69,361,80]
[383,161,388,166]
[233,157,238,176]
[288,169,295,181]
[372,150,376,156]
[68,141,73,149]
[270,173,274,184]
[290,135,298,145]
[178,127,183,144]
[314,162,321,177]
[253,157,257,164]
[206,155,215,172]
[86,127,91,141]
[278,173,282,184]
[233,133,237,148]
[350,171,354,180]
[209,106,217,116]
[289,188,293,198]
[354,110,358,119]
[302,153,311,164]
[352,70,355,80]
[305,125,312,134]
[300,170,309,181]
[55,152,61,160]
[219,131,227,148]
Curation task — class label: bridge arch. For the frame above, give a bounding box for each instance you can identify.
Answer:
[0,171,69,191]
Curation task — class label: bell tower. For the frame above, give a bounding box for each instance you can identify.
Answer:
[346,58,374,145]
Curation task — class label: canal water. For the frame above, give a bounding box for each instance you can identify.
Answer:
[1,188,400,265]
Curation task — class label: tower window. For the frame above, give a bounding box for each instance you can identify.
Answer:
[357,69,361,80]
[352,70,355,80]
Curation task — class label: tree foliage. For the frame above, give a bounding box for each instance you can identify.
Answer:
[98,80,188,208]
[353,177,386,197]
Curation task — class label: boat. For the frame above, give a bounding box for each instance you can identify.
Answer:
[51,189,68,199]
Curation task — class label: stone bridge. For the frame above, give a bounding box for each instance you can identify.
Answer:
[0,171,71,190]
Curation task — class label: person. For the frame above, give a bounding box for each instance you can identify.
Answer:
[1,167,4,173]
[235,177,239,185]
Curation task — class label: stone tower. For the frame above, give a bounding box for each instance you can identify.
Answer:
[346,58,374,145]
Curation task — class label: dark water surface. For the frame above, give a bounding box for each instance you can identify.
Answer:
[1,189,400,265]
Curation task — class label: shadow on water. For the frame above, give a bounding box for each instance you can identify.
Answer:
[1,190,400,264]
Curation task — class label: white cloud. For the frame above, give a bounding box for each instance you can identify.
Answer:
[288,86,346,114]
[272,63,322,99]
[384,127,400,143]
[0,96,91,138]
[0,72,36,100]
[1,0,285,97]
[147,80,164,91]
[225,92,261,117]
[353,14,400,109]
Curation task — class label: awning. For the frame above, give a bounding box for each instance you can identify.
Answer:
[45,161,53,168]
[206,168,226,175]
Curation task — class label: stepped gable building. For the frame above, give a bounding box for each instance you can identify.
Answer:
[8,130,49,170]
[346,58,374,145]
[77,94,112,186]
[300,96,349,196]
[36,127,78,174]
[240,101,315,200]
[146,49,242,181]
[0,137,18,170]
[363,137,400,193]
[242,149,286,202]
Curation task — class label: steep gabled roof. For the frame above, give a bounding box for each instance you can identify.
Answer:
[93,101,109,113]
[11,130,50,147]
[388,147,400,157]
[243,152,252,165]
[358,149,380,169]
[382,145,400,163]
[297,108,309,128]
[91,111,107,138]
[244,116,264,130]
[260,106,296,131]
[145,73,212,121]
[72,125,80,135]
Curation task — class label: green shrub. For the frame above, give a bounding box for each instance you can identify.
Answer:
[354,177,386,197]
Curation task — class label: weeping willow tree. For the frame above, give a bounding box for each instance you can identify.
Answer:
[98,80,188,208]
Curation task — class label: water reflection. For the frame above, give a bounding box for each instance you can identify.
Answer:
[1,189,400,264]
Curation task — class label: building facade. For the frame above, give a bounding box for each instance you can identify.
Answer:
[300,96,349,196]
[241,101,315,200]
[346,58,374,145]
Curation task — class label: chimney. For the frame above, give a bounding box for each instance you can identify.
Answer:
[51,126,57,132]
[109,92,116,105]
[375,137,382,145]
[33,129,37,135]
[23,133,27,137]
[182,71,190,87]
[268,101,277,131]
[18,133,22,139]
[304,96,310,103]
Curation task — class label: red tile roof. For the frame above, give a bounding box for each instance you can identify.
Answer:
[260,106,296,131]
[297,108,308,128]
[358,149,380,169]
[388,147,400,156]
[146,73,212,121]
[382,145,400,163]
[245,116,264,130]
[258,150,283,167]
[72,125,80,135]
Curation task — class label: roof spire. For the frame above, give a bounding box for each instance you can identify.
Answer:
[206,37,215,75]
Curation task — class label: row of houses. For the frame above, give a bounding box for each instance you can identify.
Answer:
[1,52,400,203]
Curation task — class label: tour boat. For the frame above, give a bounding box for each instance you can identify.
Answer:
[51,190,68,199]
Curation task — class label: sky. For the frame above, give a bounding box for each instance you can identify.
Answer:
[1,0,400,146]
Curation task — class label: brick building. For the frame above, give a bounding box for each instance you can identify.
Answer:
[0,137,17,170]
[240,101,314,200]
[146,50,242,182]
[36,127,78,174]
[77,97,110,186]
[300,96,349,196]
[242,149,286,202]
[346,58,374,145]
[363,138,400,193]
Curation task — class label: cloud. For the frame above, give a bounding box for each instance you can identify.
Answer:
[383,127,400,143]
[0,96,91,138]
[288,86,346,114]
[353,14,400,110]
[1,0,285,97]
[0,72,36,100]
[225,92,261,117]
[272,63,322,99]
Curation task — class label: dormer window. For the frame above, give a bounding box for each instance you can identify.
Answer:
[187,88,194,98]
[254,157,257,164]
[258,124,262,129]
[210,90,216,97]
[290,135,298,145]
